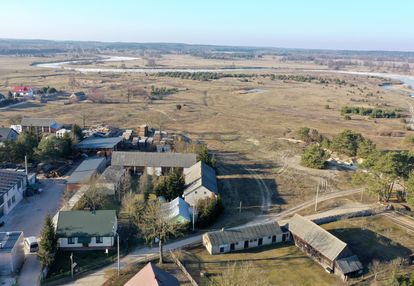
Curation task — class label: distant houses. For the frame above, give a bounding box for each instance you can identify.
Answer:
[0,231,25,275]
[66,157,106,192]
[20,117,60,135]
[0,128,19,145]
[56,128,71,138]
[124,262,180,286]
[13,86,33,97]
[289,214,363,280]
[183,161,218,206]
[203,221,289,255]
[69,92,87,102]
[55,210,117,250]
[111,151,197,176]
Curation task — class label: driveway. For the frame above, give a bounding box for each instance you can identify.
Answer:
[1,179,65,286]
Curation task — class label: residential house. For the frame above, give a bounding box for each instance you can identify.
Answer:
[0,93,6,102]
[0,231,25,275]
[76,136,123,156]
[183,161,218,206]
[124,262,179,286]
[20,117,60,135]
[66,157,106,192]
[69,92,87,102]
[56,128,71,138]
[288,214,363,280]
[161,197,192,224]
[13,86,33,97]
[0,128,19,146]
[203,221,289,255]
[56,210,117,250]
[0,170,27,218]
[111,151,197,176]
[97,165,126,196]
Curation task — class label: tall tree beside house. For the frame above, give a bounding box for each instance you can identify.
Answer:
[14,130,38,162]
[35,135,73,161]
[154,169,185,201]
[119,192,145,236]
[197,144,216,167]
[196,196,224,227]
[71,124,84,143]
[38,214,57,269]
[75,181,105,211]
[137,201,183,264]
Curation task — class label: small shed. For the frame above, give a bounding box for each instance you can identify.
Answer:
[66,157,106,192]
[0,231,25,275]
[203,221,289,255]
[161,197,192,224]
[97,165,126,196]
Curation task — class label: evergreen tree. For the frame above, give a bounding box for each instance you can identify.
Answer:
[38,214,57,268]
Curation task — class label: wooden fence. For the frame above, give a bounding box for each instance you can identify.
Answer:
[170,250,199,286]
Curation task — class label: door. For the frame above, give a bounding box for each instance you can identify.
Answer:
[258,238,263,246]
[244,240,249,249]
[230,243,235,251]
[272,235,276,243]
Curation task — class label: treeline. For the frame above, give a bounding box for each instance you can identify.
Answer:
[270,74,347,85]
[157,72,255,81]
[341,106,402,118]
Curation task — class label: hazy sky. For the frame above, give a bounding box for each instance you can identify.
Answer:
[1,0,413,51]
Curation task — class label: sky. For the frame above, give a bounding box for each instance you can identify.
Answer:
[0,0,413,51]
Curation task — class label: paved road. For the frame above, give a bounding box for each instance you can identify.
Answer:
[3,179,66,286]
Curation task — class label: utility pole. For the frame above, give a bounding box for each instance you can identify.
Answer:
[239,201,242,213]
[117,233,120,276]
[24,155,28,176]
[192,205,196,232]
[70,252,74,278]
[360,188,364,202]
[315,180,320,212]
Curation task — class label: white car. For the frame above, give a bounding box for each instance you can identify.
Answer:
[24,236,39,253]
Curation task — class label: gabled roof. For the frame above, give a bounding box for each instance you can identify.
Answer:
[336,255,363,274]
[67,157,105,184]
[20,117,58,128]
[288,214,348,261]
[76,136,123,150]
[124,262,179,286]
[0,128,17,142]
[111,151,197,168]
[56,210,117,237]
[0,169,26,194]
[13,86,32,93]
[161,197,191,224]
[97,165,125,184]
[205,221,283,246]
[184,161,217,196]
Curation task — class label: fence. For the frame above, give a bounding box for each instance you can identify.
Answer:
[170,250,199,286]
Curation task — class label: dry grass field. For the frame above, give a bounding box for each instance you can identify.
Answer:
[0,54,413,224]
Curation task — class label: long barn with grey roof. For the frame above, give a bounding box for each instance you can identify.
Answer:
[20,117,60,134]
[288,214,362,280]
[0,170,27,218]
[203,221,290,254]
[111,151,197,176]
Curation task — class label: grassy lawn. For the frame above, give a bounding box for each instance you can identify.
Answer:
[181,243,344,286]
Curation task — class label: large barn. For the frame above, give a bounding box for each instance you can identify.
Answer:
[288,214,363,281]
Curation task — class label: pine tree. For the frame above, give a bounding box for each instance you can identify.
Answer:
[38,214,57,268]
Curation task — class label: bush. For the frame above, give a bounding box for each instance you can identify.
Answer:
[301,144,329,169]
[344,115,351,120]
[331,129,365,157]
[196,196,223,227]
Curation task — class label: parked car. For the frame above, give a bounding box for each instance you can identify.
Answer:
[24,236,39,252]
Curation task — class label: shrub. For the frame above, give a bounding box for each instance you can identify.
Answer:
[301,144,329,169]
[196,196,223,227]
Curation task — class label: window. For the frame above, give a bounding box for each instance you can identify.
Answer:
[11,196,15,203]
[195,191,198,194]
[204,191,207,194]
[17,180,22,189]
[7,200,11,207]
[96,236,103,244]
[220,247,224,253]
[68,237,75,244]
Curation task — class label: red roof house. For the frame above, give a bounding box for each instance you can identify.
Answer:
[124,262,180,286]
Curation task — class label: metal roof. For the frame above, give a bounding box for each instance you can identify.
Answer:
[205,221,283,246]
[111,151,197,168]
[124,262,179,286]
[161,197,191,224]
[97,165,125,184]
[76,136,123,150]
[20,117,57,127]
[56,210,117,237]
[184,161,218,196]
[0,232,23,253]
[288,214,348,261]
[0,128,16,142]
[336,255,363,274]
[0,170,26,194]
[67,157,105,184]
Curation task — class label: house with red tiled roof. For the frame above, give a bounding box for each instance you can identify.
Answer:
[124,262,180,286]
[13,86,33,97]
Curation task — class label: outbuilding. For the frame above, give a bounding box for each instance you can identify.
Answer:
[96,165,126,196]
[203,221,289,255]
[183,161,218,206]
[66,157,106,193]
[76,136,123,156]
[0,231,25,275]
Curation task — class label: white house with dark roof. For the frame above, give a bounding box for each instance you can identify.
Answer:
[288,214,363,280]
[111,151,197,176]
[0,170,27,218]
[183,161,218,206]
[203,221,289,254]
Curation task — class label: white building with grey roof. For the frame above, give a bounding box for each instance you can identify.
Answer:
[0,231,25,275]
[0,170,27,218]
[203,221,289,255]
[288,214,363,280]
[183,161,218,206]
